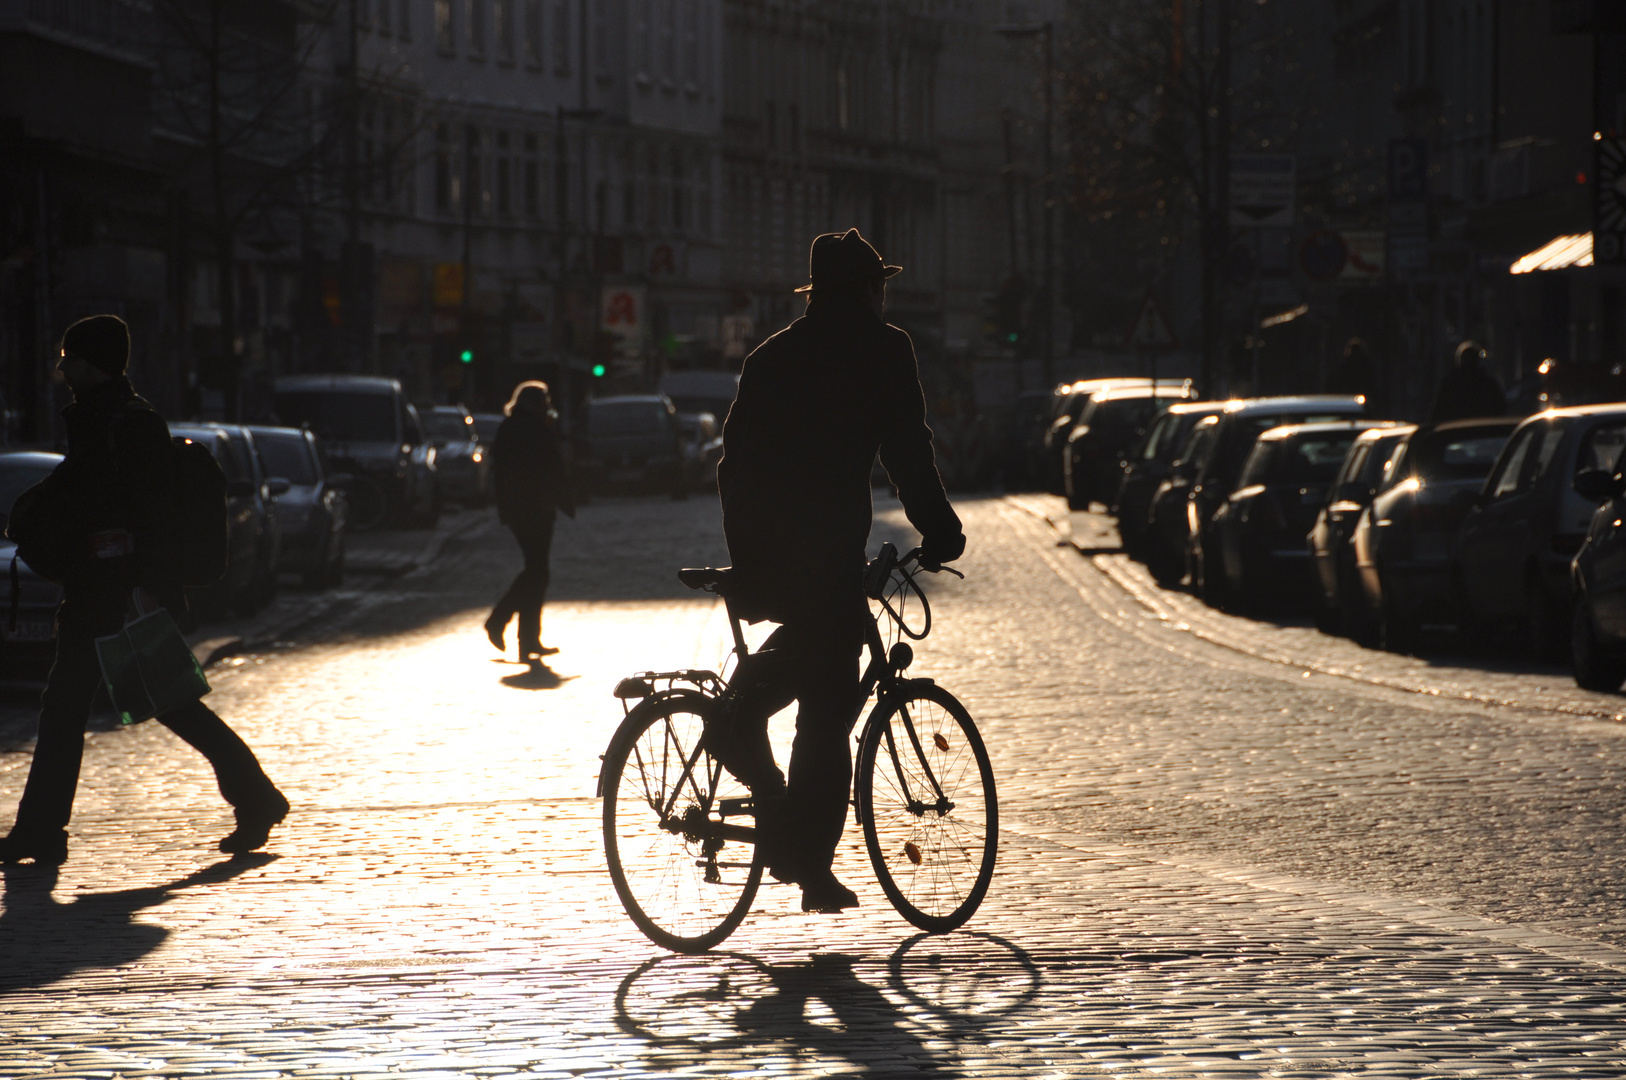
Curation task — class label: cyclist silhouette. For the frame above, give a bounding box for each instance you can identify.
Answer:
[712,228,964,913]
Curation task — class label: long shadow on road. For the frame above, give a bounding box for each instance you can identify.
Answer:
[0,855,273,994]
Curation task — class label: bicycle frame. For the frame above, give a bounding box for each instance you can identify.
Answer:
[604,551,953,840]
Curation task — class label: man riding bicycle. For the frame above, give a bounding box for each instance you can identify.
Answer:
[713,228,965,913]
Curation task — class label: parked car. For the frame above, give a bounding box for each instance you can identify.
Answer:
[1452,406,1626,657]
[1210,420,1390,610]
[274,375,437,529]
[1114,401,1226,560]
[1570,466,1626,690]
[677,411,724,490]
[1062,384,1199,511]
[470,411,503,446]
[1153,396,1367,603]
[0,451,64,667]
[1351,418,1519,652]
[247,425,349,588]
[422,404,490,505]
[1308,423,1415,636]
[581,395,686,497]
[1040,378,1195,494]
[170,423,286,619]
[661,370,740,423]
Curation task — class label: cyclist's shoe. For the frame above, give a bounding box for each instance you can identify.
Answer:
[799,868,859,913]
[703,708,786,797]
[0,828,68,866]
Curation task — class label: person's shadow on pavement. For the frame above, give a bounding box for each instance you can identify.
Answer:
[0,855,273,994]
[497,659,577,690]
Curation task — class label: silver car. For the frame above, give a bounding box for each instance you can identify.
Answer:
[247,426,349,588]
[422,404,490,506]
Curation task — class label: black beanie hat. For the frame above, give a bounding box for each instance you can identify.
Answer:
[61,315,130,377]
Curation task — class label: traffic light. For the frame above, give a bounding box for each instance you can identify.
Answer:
[591,363,607,378]
[459,349,474,364]
[984,275,1029,348]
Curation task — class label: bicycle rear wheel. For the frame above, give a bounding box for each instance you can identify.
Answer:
[602,692,762,953]
[856,681,997,933]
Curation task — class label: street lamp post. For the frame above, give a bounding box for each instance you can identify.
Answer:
[996,22,1055,388]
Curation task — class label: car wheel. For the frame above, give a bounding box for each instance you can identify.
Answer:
[1573,598,1626,691]
[1526,570,1569,662]
[1192,538,1229,608]
[1379,590,1417,654]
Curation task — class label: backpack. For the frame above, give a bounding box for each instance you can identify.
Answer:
[165,435,231,588]
[106,402,231,590]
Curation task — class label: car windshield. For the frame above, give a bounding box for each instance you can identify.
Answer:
[591,402,666,437]
[425,411,472,441]
[473,416,502,441]
[1411,427,1512,481]
[0,459,56,530]
[255,433,318,485]
[276,392,397,443]
[1086,398,1163,430]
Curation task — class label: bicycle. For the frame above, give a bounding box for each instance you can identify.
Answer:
[598,542,998,953]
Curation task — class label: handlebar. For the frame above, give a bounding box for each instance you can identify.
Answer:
[865,542,963,642]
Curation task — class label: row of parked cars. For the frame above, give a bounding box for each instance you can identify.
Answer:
[1049,377,1626,693]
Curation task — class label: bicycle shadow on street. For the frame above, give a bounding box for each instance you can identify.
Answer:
[0,854,273,994]
[613,933,1039,1076]
[497,659,577,690]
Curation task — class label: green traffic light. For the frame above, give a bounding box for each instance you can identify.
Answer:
[592,363,607,377]
[1005,332,1019,343]
[459,349,474,364]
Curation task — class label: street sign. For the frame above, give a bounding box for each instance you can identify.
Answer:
[1339,231,1386,280]
[1300,230,1348,281]
[1597,136,1626,265]
[1125,293,1176,348]
[1230,155,1296,227]
[600,285,647,357]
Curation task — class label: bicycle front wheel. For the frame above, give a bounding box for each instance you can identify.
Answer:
[602,692,763,953]
[856,681,997,933]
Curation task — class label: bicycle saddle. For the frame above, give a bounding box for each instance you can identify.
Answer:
[678,567,732,593]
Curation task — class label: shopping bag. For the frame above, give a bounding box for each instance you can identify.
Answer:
[94,606,211,726]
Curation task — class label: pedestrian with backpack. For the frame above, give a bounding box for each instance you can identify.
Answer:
[0,315,288,865]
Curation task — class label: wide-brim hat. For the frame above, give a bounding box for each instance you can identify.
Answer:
[794,228,902,292]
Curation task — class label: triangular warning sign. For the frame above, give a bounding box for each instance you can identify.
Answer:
[1126,294,1176,347]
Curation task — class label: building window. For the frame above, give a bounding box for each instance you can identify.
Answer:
[765,101,776,150]
[788,104,799,154]
[683,0,698,86]
[523,132,541,217]
[552,1,570,74]
[435,122,459,212]
[658,0,675,82]
[836,67,849,130]
[594,2,610,76]
[697,162,711,236]
[633,0,650,79]
[494,0,514,61]
[466,0,485,57]
[467,125,488,215]
[671,154,686,232]
[496,130,513,217]
[358,0,372,29]
[378,0,391,36]
[399,0,412,40]
[524,0,542,66]
[436,0,454,52]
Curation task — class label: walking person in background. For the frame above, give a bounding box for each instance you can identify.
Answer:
[485,381,575,662]
[1430,340,1506,422]
[0,315,288,865]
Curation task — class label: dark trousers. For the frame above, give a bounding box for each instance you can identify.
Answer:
[724,589,868,877]
[490,518,555,652]
[13,583,278,837]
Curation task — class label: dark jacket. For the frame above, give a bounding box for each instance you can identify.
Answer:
[1430,362,1506,423]
[718,294,961,621]
[54,377,177,590]
[493,411,574,530]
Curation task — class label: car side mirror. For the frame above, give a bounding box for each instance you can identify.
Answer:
[1574,467,1624,503]
[225,479,255,499]
[265,477,292,498]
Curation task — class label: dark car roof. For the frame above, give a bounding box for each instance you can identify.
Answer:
[0,450,64,468]
[1090,385,1199,404]
[1256,420,1399,443]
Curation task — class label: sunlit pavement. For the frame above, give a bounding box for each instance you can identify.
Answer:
[5,494,1626,1077]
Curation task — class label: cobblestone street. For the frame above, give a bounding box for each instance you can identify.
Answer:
[5,493,1626,1077]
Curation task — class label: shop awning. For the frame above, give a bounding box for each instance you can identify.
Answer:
[1509,232,1593,274]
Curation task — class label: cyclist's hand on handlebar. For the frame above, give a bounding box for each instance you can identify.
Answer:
[918,531,966,573]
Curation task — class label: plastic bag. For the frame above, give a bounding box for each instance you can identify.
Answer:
[94,606,210,725]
